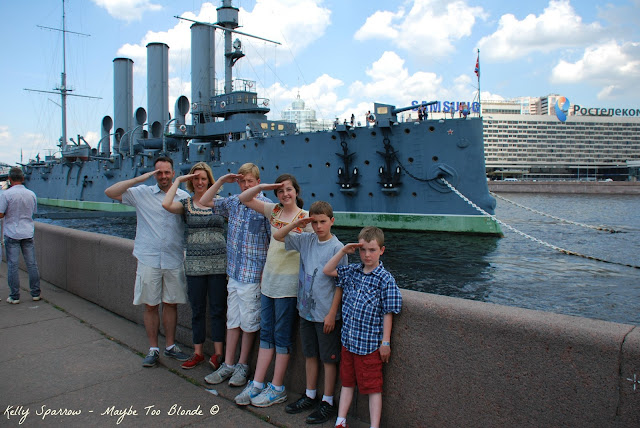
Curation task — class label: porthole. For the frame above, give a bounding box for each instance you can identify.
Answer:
[281,140,285,145]
[305,138,310,143]
[325,162,331,168]
[329,193,334,197]
[311,193,316,197]
[432,156,439,162]
[429,126,435,132]
[371,131,377,137]
[331,135,337,140]
[412,192,417,197]
[408,157,414,163]
[368,193,373,197]
[308,164,312,168]
[404,128,410,134]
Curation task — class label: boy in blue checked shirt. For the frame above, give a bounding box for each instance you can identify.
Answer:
[323,226,402,428]
[272,201,348,424]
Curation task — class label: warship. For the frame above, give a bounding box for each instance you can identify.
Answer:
[22,0,500,235]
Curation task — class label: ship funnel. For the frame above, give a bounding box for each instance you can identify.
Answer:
[147,43,169,138]
[174,96,190,126]
[100,116,113,156]
[191,23,215,124]
[113,58,134,152]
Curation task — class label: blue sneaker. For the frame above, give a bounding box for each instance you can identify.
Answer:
[235,381,265,406]
[142,350,159,367]
[164,345,189,361]
[250,382,287,407]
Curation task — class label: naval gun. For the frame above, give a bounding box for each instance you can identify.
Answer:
[372,101,438,127]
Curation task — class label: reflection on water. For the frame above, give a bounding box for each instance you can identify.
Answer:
[36,193,640,326]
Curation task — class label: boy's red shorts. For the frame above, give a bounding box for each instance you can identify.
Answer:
[339,346,383,394]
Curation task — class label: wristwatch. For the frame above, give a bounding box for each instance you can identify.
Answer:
[381,341,390,346]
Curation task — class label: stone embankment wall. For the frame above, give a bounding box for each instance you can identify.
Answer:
[29,223,640,427]
[489,181,640,194]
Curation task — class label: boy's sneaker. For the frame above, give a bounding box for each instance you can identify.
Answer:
[229,363,249,387]
[142,350,159,367]
[234,380,265,406]
[181,353,205,370]
[6,297,19,304]
[250,382,287,407]
[164,345,190,361]
[32,296,42,301]
[204,362,234,385]
[209,354,223,370]
[285,394,318,414]
[306,401,336,424]
[334,421,349,428]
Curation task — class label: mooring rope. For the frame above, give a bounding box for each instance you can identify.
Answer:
[441,178,640,270]
[490,192,621,233]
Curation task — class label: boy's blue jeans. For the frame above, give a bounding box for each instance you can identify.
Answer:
[259,294,297,354]
[4,236,40,300]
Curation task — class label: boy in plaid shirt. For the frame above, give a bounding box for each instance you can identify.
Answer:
[323,226,402,428]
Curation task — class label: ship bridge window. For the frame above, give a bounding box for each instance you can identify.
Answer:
[252,97,257,104]
[278,124,284,131]
[261,123,268,130]
[271,123,275,131]
[376,106,389,114]
[237,96,242,103]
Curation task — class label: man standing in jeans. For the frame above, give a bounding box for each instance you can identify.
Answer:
[0,167,41,304]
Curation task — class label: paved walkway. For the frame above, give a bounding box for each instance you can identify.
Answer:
[0,262,366,428]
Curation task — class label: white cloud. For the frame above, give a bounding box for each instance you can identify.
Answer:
[354,0,487,60]
[551,41,640,100]
[349,51,445,107]
[240,0,331,56]
[92,0,162,22]
[478,0,603,61]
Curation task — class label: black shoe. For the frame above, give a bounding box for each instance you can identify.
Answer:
[306,401,336,424]
[285,395,319,414]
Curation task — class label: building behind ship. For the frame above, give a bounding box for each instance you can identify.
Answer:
[482,95,640,181]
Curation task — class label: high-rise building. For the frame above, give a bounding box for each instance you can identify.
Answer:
[483,111,640,180]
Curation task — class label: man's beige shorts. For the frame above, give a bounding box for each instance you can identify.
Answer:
[133,261,187,306]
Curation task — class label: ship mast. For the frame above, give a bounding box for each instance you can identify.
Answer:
[24,0,100,154]
[60,0,68,149]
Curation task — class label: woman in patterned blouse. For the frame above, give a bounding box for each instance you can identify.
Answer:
[163,162,228,370]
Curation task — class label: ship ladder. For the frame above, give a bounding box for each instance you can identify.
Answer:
[441,178,640,270]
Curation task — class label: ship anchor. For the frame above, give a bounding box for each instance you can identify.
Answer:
[336,139,359,194]
[377,137,402,194]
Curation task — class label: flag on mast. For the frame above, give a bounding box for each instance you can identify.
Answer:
[474,55,480,78]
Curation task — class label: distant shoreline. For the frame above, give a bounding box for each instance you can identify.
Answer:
[488,181,640,195]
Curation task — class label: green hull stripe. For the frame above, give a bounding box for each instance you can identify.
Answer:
[333,212,503,235]
[37,198,502,235]
[37,198,136,213]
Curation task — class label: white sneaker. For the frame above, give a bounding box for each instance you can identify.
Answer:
[205,363,235,385]
[229,363,248,387]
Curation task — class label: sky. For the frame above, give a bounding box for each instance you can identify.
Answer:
[1,0,639,165]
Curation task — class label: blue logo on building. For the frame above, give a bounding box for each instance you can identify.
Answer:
[555,96,570,122]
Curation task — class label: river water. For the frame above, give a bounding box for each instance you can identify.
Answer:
[36,193,640,326]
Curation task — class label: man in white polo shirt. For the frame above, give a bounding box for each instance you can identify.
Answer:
[105,156,190,367]
[0,167,41,304]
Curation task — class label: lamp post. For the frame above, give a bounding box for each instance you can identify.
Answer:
[163,118,178,153]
